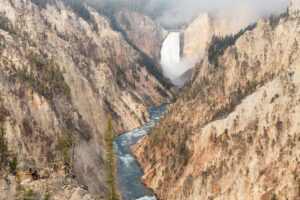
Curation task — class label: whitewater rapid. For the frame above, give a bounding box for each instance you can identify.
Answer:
[114,105,168,200]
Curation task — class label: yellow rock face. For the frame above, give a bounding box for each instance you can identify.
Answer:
[0,0,174,197]
[135,15,300,200]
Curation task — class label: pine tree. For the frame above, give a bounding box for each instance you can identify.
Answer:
[0,97,8,170]
[105,113,119,200]
[58,131,76,174]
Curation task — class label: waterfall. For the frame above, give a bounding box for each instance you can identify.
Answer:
[160,32,181,80]
[161,32,181,67]
[160,32,193,86]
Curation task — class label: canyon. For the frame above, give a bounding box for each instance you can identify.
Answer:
[0,0,299,199]
[134,5,300,200]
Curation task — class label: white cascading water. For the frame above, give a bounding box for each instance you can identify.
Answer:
[160,32,181,79]
[160,32,193,86]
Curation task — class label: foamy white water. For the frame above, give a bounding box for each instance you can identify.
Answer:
[114,105,168,200]
[161,32,180,79]
[160,32,194,86]
[136,196,157,200]
[120,154,135,166]
[161,32,181,65]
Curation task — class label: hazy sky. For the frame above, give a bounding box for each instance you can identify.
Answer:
[147,0,289,26]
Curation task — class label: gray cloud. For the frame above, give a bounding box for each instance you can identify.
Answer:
[147,0,289,26]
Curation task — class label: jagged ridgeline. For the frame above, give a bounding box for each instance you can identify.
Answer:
[29,0,173,91]
[207,8,289,69]
[29,0,163,21]
[29,0,172,90]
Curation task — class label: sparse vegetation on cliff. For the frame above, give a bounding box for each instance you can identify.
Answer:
[0,97,17,175]
[29,0,99,32]
[18,51,71,101]
[105,113,119,200]
[134,8,300,200]
[137,55,173,90]
[269,8,289,29]
[83,0,161,20]
[0,12,17,35]
[183,76,209,100]
[0,97,8,171]
[108,13,173,91]
[208,23,257,68]
[29,0,48,9]
[155,85,169,98]
[0,0,175,198]
[58,131,76,174]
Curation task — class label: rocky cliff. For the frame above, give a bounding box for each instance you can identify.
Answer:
[181,12,258,64]
[290,0,300,16]
[0,0,173,198]
[135,12,300,200]
[180,13,212,64]
[115,9,168,60]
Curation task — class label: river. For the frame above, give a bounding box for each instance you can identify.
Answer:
[114,104,168,200]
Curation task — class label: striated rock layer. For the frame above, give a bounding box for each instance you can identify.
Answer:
[115,9,168,60]
[135,14,300,200]
[181,12,260,64]
[0,0,173,197]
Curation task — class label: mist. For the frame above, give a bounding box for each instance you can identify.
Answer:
[147,0,289,27]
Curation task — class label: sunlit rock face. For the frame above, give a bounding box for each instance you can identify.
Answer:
[135,13,300,200]
[115,9,168,60]
[181,11,258,64]
[290,0,300,16]
[181,13,212,64]
[0,0,174,197]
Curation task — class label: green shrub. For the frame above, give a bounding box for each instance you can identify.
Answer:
[15,173,24,196]
[24,189,37,200]
[0,13,16,35]
[137,52,173,90]
[63,0,92,21]
[0,97,9,171]
[58,132,76,174]
[269,8,289,29]
[188,76,209,99]
[208,23,257,68]
[108,15,173,91]
[18,52,71,101]
[271,193,277,200]
[155,85,169,98]
[29,0,47,9]
[9,155,17,175]
[44,192,50,200]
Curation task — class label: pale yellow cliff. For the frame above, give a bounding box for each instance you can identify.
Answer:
[115,9,168,60]
[0,0,173,198]
[135,14,300,200]
[181,11,258,64]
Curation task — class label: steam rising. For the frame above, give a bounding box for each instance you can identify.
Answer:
[148,0,289,27]
[160,32,194,86]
